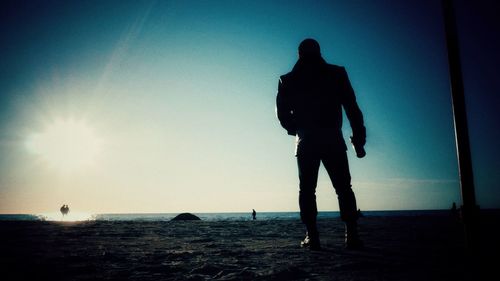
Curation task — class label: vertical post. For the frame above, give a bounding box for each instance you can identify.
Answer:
[442,0,478,250]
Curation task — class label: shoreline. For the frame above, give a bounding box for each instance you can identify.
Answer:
[4,208,500,222]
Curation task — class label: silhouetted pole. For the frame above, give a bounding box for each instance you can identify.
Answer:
[442,0,478,250]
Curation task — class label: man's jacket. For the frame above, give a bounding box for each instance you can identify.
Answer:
[276,57,365,152]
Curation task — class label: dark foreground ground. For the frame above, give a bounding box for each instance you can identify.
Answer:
[1,212,499,281]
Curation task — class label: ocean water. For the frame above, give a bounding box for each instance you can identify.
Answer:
[0,210,452,222]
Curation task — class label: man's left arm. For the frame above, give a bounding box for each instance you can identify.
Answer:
[340,67,366,147]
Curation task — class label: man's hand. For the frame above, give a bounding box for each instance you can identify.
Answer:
[350,136,366,158]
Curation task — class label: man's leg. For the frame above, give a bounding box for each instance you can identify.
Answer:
[322,151,357,221]
[297,152,321,248]
[322,151,362,249]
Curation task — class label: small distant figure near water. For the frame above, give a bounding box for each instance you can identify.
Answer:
[60,204,69,217]
[276,38,366,250]
[252,209,257,220]
[357,209,364,218]
[451,202,460,220]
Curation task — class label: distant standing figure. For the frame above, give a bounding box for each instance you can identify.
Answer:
[252,209,257,220]
[451,202,459,219]
[357,209,364,218]
[276,39,366,250]
[60,204,69,216]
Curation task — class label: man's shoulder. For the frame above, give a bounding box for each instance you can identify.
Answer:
[279,63,347,82]
[279,71,297,87]
[325,63,346,73]
[280,71,294,81]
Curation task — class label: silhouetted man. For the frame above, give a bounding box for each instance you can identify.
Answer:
[276,38,366,250]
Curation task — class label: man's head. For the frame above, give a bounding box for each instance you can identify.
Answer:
[298,38,321,59]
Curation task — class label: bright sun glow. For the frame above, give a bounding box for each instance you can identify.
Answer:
[37,211,96,222]
[26,118,102,172]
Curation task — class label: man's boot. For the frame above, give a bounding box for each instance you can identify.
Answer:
[301,225,321,250]
[345,221,363,250]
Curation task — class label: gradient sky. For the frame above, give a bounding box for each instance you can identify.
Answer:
[1,0,499,214]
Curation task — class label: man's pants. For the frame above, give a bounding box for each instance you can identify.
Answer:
[297,150,358,232]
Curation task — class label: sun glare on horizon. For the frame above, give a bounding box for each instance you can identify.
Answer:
[25,118,103,173]
[37,211,96,222]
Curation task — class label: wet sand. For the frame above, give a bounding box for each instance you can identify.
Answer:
[1,214,498,281]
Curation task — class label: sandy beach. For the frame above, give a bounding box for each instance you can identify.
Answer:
[1,213,498,281]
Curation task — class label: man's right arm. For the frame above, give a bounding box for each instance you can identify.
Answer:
[276,77,296,136]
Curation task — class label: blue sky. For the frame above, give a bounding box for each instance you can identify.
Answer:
[0,0,498,214]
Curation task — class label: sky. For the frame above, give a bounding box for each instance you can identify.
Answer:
[0,0,499,214]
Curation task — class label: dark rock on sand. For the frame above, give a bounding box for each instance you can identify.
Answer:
[171,213,201,221]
